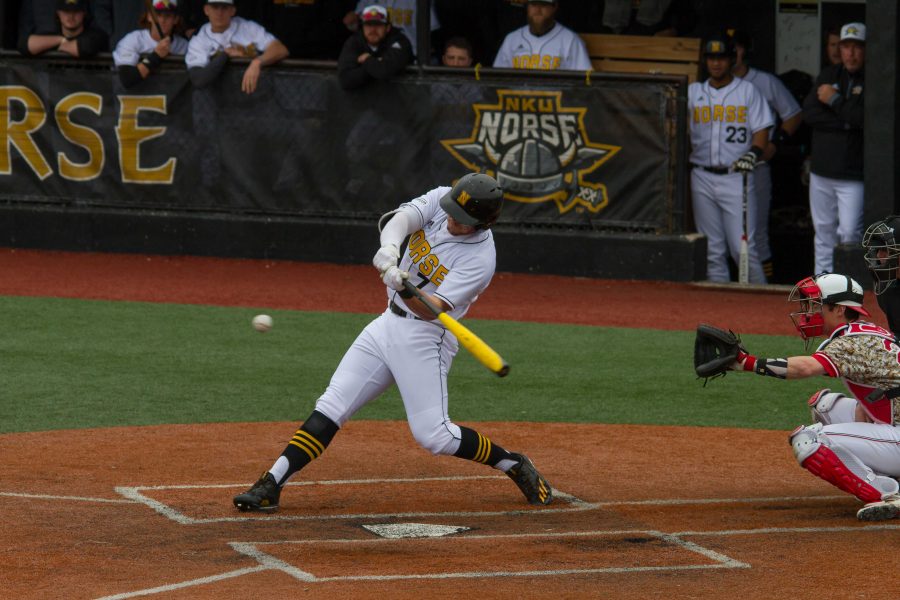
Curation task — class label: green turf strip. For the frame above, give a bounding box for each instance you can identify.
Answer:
[0,296,822,433]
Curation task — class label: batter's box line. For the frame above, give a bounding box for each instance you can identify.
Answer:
[97,529,748,598]
[114,477,593,525]
[229,529,749,583]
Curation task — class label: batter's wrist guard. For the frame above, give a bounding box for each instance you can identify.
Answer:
[749,146,764,160]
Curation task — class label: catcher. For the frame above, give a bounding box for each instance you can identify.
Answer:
[695,273,900,521]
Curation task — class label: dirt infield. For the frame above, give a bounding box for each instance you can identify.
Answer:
[0,249,894,599]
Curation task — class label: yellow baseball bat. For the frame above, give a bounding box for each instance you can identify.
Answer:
[402,280,510,377]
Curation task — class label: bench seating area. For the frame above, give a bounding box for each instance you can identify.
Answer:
[580,34,702,82]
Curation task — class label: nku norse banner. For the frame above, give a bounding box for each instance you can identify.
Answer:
[0,58,680,230]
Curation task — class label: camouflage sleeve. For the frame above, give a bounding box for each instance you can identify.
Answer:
[818,335,900,390]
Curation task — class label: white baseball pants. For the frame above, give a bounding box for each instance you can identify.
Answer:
[809,173,864,274]
[314,310,463,456]
[691,168,766,283]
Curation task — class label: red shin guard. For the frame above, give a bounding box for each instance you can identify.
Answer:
[801,444,883,503]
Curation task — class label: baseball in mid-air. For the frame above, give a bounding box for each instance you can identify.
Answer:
[252,314,273,333]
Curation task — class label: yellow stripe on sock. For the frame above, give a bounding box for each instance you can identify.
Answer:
[475,433,491,464]
[288,439,317,461]
[294,430,325,455]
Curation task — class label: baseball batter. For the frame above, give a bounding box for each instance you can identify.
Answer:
[113,0,189,88]
[730,30,803,278]
[731,273,900,521]
[493,0,591,71]
[233,173,553,512]
[688,34,774,283]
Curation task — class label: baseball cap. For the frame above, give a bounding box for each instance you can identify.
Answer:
[56,0,87,11]
[361,5,389,24]
[206,0,234,5]
[152,0,179,13]
[814,273,871,317]
[840,22,866,43]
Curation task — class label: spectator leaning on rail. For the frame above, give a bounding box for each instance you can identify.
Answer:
[337,4,413,90]
[802,22,865,275]
[492,0,591,71]
[185,0,289,95]
[113,0,189,89]
[18,0,108,58]
[343,0,439,63]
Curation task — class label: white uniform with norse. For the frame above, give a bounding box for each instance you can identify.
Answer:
[492,21,592,71]
[688,76,774,283]
[792,322,900,504]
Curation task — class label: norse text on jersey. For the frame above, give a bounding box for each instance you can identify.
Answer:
[408,229,449,285]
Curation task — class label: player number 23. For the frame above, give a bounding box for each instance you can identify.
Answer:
[725,126,748,144]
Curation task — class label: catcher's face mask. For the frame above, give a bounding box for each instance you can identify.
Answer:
[789,276,825,341]
[863,218,900,295]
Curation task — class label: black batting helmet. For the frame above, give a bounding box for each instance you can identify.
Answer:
[703,34,735,58]
[440,173,504,229]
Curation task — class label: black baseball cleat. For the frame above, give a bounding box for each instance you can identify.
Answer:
[233,471,281,512]
[506,453,553,505]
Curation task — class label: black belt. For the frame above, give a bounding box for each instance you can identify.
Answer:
[389,300,420,320]
[692,164,730,175]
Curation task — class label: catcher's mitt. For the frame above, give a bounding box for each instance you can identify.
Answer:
[694,323,743,383]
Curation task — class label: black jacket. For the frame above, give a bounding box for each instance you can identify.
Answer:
[802,63,864,181]
[337,27,413,91]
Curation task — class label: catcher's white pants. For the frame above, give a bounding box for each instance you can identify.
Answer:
[314,310,463,456]
[821,422,900,479]
[809,173,864,274]
[691,168,766,283]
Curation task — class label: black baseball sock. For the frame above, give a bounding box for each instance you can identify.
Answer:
[453,426,513,467]
[271,410,339,485]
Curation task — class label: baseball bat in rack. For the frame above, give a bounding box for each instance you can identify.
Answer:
[739,171,749,285]
[402,280,510,377]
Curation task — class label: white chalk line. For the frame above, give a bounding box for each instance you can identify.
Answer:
[0,492,136,504]
[229,529,748,585]
[114,480,593,525]
[94,566,269,600]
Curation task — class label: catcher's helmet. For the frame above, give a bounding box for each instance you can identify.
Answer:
[788,273,870,342]
[439,173,504,230]
[703,34,735,58]
[862,216,900,295]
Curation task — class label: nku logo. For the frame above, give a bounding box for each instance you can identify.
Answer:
[441,90,620,214]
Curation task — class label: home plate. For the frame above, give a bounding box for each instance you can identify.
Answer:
[362,523,471,539]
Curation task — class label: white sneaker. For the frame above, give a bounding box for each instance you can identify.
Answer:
[857,495,900,522]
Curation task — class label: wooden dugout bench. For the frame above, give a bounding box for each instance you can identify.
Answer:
[580,34,702,82]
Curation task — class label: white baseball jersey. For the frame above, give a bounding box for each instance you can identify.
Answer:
[389,186,496,321]
[688,77,774,167]
[354,0,439,57]
[493,22,592,71]
[185,17,277,68]
[743,67,801,136]
[313,186,496,458]
[113,29,189,66]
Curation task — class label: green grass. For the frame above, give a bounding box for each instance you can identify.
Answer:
[0,296,823,433]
